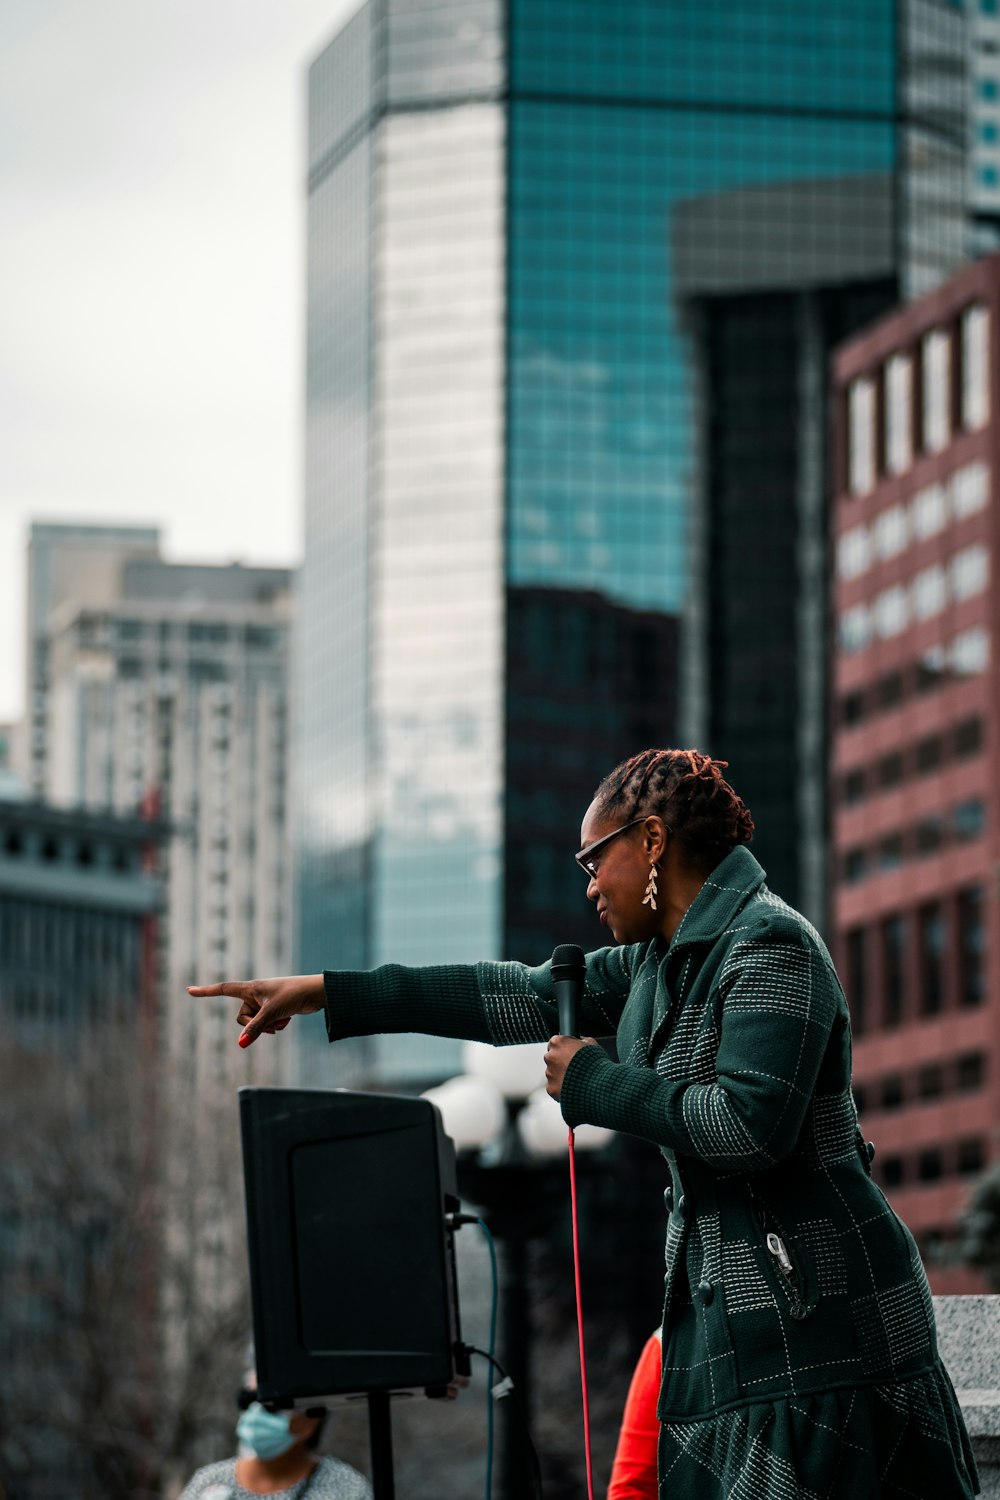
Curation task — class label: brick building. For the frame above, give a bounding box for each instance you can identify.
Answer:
[831,254,1000,1290]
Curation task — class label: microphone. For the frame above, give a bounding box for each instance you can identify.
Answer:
[551,943,586,1037]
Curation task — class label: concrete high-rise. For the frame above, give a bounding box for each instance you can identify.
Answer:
[27,523,294,1093]
[300,0,972,1087]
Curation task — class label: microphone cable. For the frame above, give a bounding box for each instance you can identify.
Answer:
[568,1125,596,1500]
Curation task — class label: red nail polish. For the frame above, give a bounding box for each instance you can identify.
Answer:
[239,1032,252,1048]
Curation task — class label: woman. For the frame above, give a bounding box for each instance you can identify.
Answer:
[192,748,978,1498]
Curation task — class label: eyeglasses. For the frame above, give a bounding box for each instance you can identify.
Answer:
[575,817,648,878]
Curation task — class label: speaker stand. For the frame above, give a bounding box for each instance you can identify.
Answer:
[367,1390,395,1499]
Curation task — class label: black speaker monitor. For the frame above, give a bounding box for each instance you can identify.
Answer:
[239,1086,461,1406]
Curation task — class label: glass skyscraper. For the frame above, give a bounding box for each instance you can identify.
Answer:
[299,0,970,1085]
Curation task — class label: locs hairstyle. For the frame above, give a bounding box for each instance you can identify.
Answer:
[594,748,754,875]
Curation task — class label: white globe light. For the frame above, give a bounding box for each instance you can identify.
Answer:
[515,1086,614,1158]
[462,1039,547,1101]
[422,1074,506,1151]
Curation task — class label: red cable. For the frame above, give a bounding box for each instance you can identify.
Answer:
[568,1127,596,1500]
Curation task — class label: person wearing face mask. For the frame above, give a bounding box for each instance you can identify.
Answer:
[178,1373,372,1500]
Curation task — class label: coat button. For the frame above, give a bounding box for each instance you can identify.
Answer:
[676,1195,688,1220]
[697,1280,714,1306]
[867,1141,876,1163]
[664,1188,674,1212]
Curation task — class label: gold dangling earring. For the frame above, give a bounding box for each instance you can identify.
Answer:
[642,860,658,911]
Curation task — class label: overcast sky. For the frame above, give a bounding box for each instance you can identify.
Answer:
[0,0,358,722]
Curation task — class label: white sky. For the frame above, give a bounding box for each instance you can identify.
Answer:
[0,0,358,722]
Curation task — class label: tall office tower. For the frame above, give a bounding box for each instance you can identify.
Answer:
[300,0,971,1087]
[831,254,999,1291]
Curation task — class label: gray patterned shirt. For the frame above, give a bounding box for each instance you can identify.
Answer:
[179,1456,372,1500]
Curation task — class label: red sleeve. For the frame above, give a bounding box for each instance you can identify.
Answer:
[606,1332,661,1500]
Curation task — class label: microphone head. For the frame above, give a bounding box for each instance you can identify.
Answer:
[550,943,586,982]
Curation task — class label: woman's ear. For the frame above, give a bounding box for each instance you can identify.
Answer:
[643,815,669,864]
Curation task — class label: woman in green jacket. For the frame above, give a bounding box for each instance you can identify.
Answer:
[192,747,978,1499]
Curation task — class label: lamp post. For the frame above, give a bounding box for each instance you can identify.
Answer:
[424,1042,611,1498]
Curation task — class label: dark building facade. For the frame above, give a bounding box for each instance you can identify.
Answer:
[0,795,164,1495]
[299,0,971,1088]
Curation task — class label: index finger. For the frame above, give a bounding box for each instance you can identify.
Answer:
[187,982,250,998]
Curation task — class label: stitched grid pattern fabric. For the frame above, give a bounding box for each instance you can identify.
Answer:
[657,1363,977,1499]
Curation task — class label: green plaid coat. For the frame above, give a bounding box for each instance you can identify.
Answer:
[324,846,978,1498]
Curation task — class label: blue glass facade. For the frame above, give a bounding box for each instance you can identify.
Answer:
[300,0,971,1082]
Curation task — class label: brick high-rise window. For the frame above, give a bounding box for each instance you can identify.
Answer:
[958,886,985,1007]
[882,914,906,1026]
[918,903,945,1015]
[921,328,952,453]
[848,377,877,495]
[961,303,990,431]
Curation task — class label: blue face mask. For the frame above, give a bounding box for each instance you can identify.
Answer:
[236,1401,298,1460]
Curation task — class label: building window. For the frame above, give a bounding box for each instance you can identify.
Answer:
[882,915,905,1026]
[915,816,945,855]
[950,544,989,602]
[877,752,904,789]
[981,121,1000,142]
[837,525,871,580]
[911,563,947,621]
[918,1149,944,1182]
[885,355,913,474]
[961,305,990,429]
[844,848,867,884]
[951,461,990,518]
[954,717,984,758]
[977,164,1000,188]
[911,482,948,539]
[958,887,985,1007]
[881,1074,904,1110]
[951,628,990,675]
[874,585,908,639]
[841,690,865,725]
[848,377,876,495]
[915,735,942,773]
[921,329,952,453]
[877,672,904,710]
[979,77,999,100]
[874,504,909,560]
[958,1139,986,1177]
[954,799,986,841]
[846,928,867,1035]
[956,1052,985,1091]
[881,1155,904,1188]
[843,768,866,804]
[919,904,945,1015]
[879,835,904,871]
[918,1062,943,1100]
[840,604,871,653]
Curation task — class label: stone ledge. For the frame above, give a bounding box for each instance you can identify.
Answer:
[935,1297,1000,1495]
